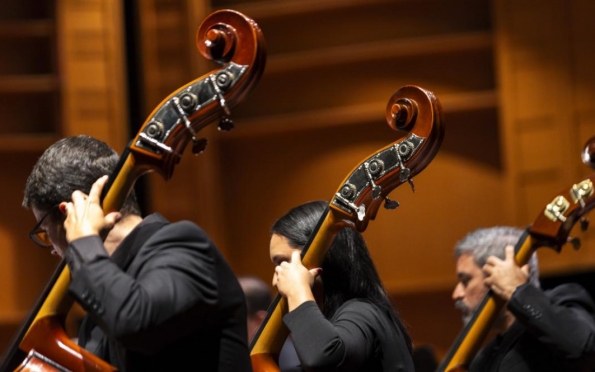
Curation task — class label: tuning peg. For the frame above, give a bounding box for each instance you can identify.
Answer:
[407,179,415,193]
[192,137,208,155]
[398,167,415,193]
[567,237,581,250]
[580,218,590,231]
[218,116,234,131]
[384,197,400,210]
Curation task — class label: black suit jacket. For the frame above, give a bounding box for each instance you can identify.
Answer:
[65,213,251,371]
[470,283,595,372]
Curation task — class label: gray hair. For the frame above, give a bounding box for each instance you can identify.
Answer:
[454,226,540,288]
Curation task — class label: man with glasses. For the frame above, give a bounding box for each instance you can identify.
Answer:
[22,135,251,371]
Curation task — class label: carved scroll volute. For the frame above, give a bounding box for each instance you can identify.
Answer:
[126,9,267,182]
[330,85,445,232]
[582,136,595,170]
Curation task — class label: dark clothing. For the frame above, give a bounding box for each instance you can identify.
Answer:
[282,299,414,372]
[469,283,595,372]
[65,213,251,372]
[278,337,301,372]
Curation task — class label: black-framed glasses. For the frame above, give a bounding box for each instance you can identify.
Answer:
[28,205,60,248]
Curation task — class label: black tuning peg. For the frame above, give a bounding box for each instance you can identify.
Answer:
[218,116,234,131]
[384,197,399,210]
[192,137,208,155]
[580,218,590,232]
[568,237,581,250]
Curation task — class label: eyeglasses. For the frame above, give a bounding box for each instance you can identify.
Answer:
[28,205,60,248]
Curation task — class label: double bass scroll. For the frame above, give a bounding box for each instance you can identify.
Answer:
[250,85,445,372]
[0,9,266,372]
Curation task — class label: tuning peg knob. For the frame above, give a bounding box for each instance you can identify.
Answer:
[384,197,400,210]
[580,218,590,231]
[568,237,582,250]
[218,116,234,131]
[192,137,208,155]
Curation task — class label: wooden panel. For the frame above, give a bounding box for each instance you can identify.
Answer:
[393,290,461,361]
[236,0,491,55]
[571,0,595,120]
[512,54,557,120]
[494,0,577,226]
[234,47,495,119]
[0,92,59,134]
[56,0,128,151]
[0,154,58,321]
[572,0,595,177]
[0,37,54,75]
[517,173,564,225]
[517,124,564,172]
[0,1,53,20]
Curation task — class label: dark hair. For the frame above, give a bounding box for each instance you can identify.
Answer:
[239,276,273,316]
[271,200,413,353]
[22,135,141,219]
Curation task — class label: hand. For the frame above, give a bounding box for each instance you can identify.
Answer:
[63,175,121,243]
[483,245,529,301]
[274,250,321,311]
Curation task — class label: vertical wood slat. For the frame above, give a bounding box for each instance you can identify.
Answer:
[494,0,576,225]
[56,0,128,152]
[136,0,231,255]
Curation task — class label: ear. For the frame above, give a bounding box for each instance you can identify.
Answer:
[59,202,68,214]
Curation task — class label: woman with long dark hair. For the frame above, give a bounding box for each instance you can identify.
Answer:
[270,200,414,371]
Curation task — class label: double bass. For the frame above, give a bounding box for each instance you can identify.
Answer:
[250,85,445,371]
[437,137,595,372]
[0,9,266,371]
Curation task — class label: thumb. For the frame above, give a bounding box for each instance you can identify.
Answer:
[521,264,530,277]
[309,267,322,278]
[104,212,122,228]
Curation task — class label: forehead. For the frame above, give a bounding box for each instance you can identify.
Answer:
[31,206,46,222]
[269,234,298,260]
[456,253,482,275]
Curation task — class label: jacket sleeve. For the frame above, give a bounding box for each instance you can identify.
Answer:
[283,300,379,372]
[65,221,219,353]
[507,282,595,359]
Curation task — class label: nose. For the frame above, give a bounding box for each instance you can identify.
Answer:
[452,282,464,301]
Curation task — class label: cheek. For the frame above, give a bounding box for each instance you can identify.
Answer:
[48,224,68,253]
[468,281,487,303]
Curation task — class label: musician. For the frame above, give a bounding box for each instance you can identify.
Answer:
[22,135,251,371]
[452,226,595,371]
[269,200,415,371]
[239,276,273,341]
